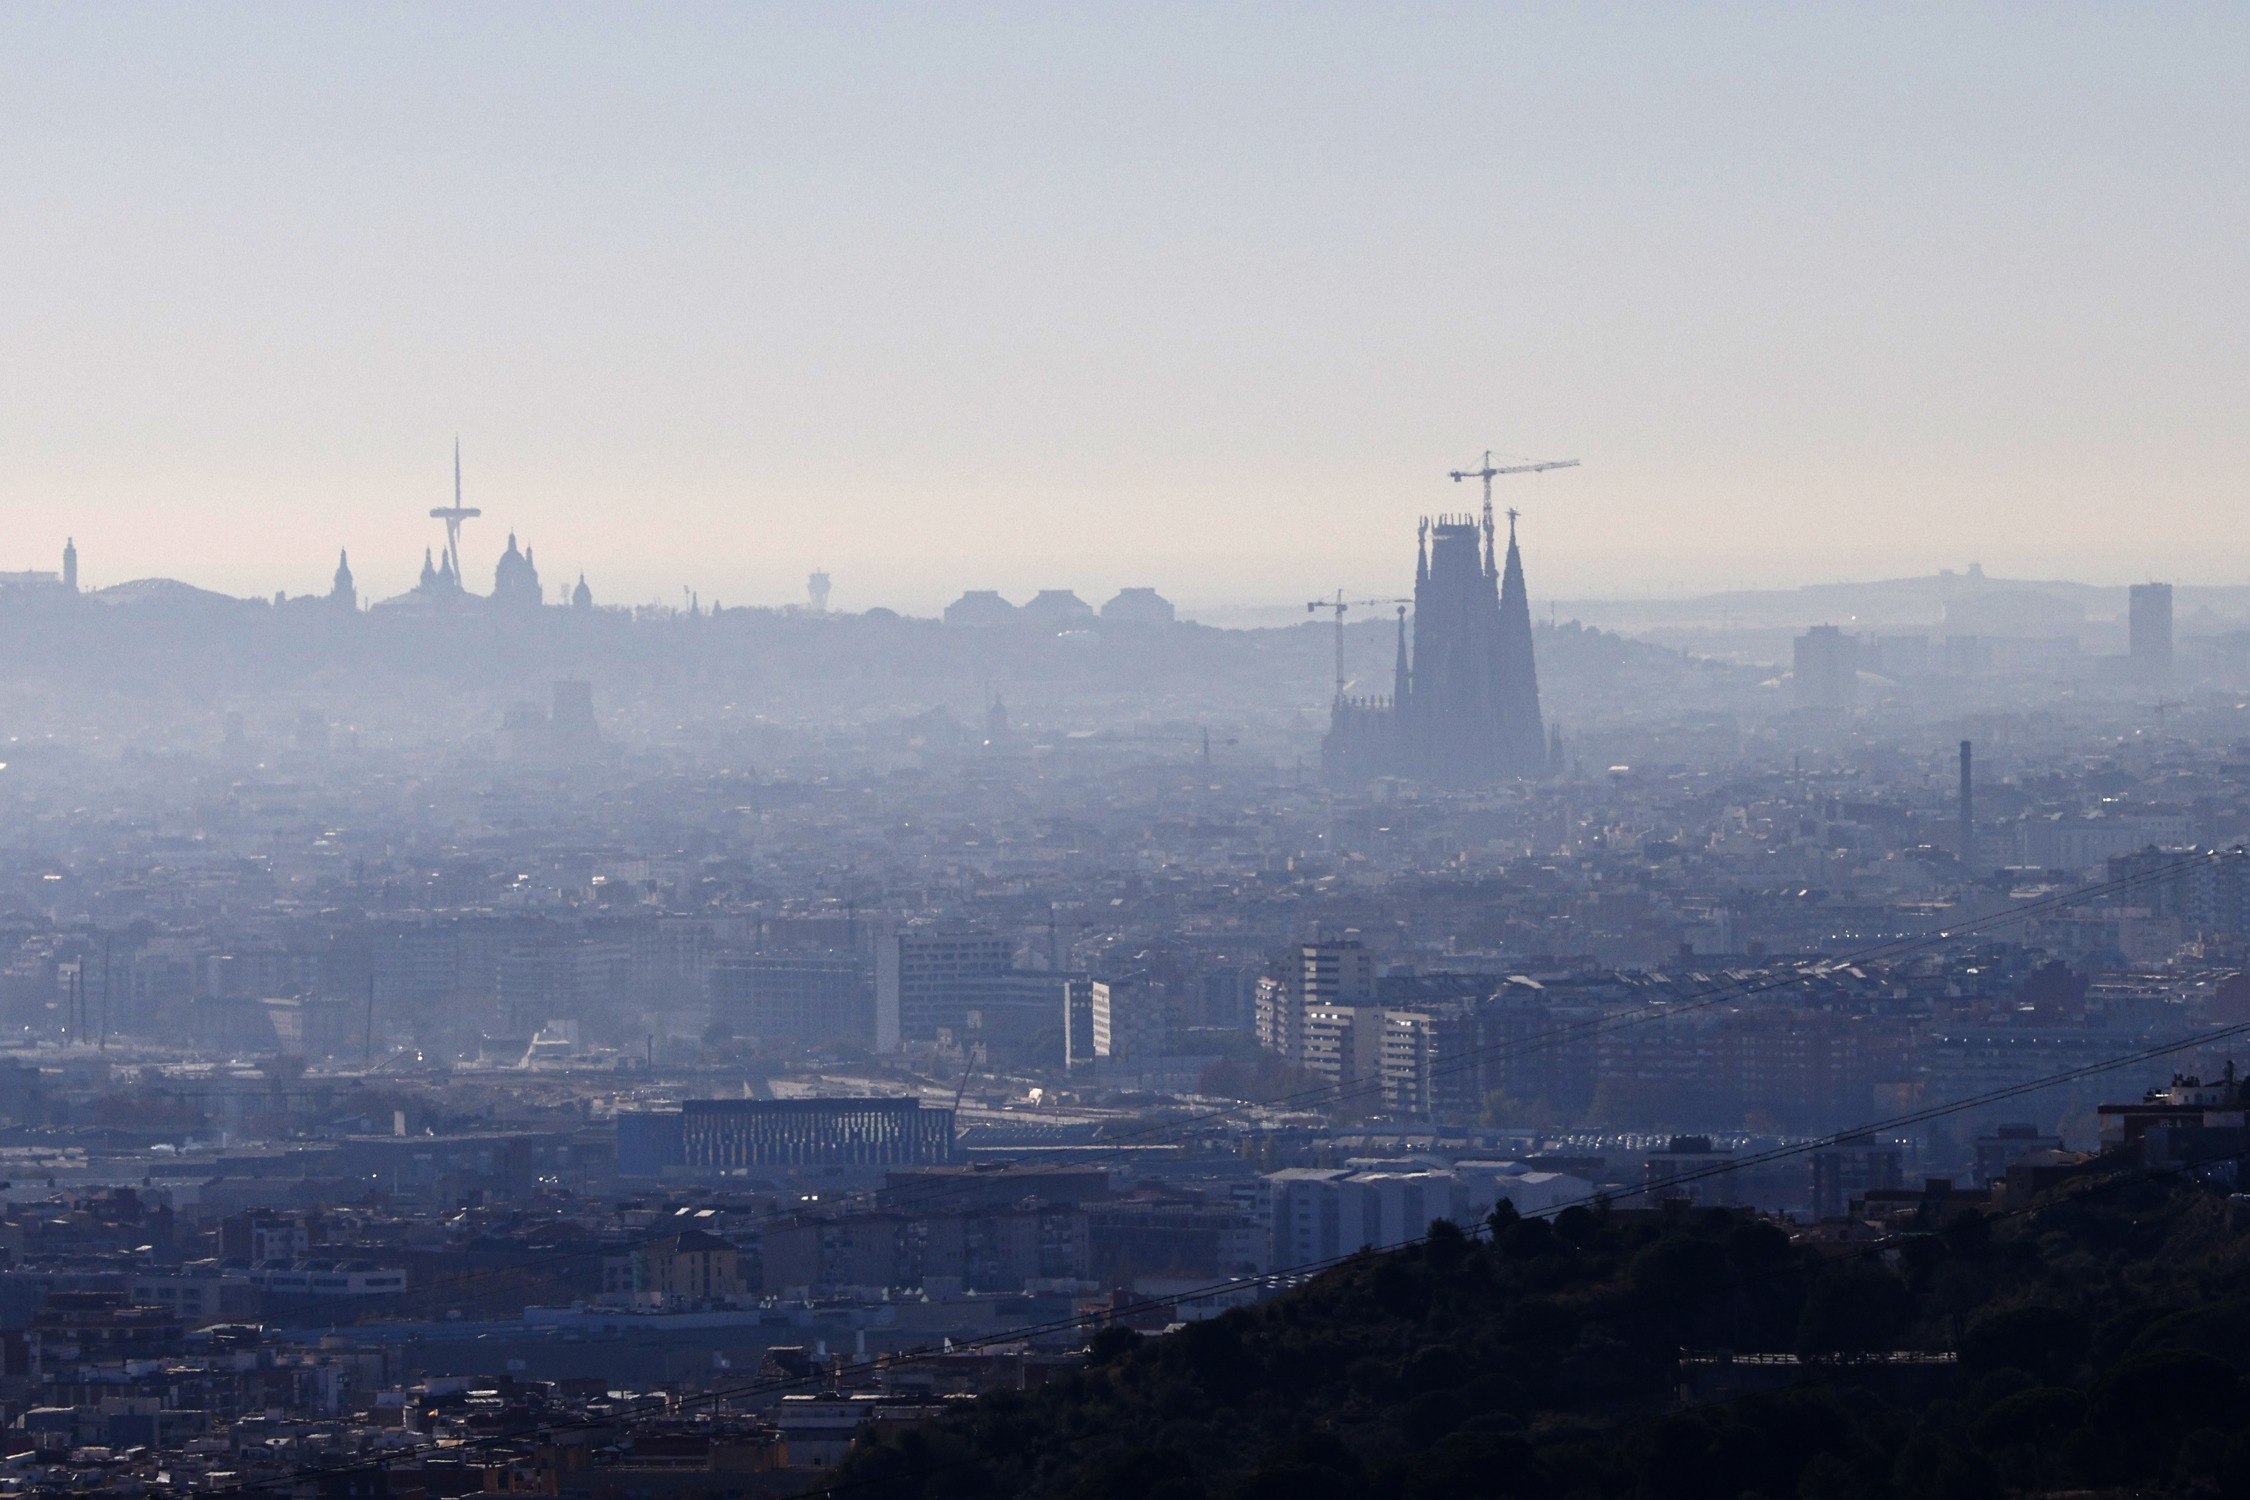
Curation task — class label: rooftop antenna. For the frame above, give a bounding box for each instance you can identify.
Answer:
[429,437,482,575]
[1448,449,1580,557]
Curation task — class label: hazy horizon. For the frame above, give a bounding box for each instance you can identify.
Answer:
[4,4,2244,612]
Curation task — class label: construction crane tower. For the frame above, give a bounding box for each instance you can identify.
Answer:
[1448,450,1580,553]
[1306,590,1412,702]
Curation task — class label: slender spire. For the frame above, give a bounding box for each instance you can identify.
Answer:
[1494,509,1545,776]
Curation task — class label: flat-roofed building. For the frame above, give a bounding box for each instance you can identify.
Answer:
[679,1097,955,1170]
[707,952,873,1049]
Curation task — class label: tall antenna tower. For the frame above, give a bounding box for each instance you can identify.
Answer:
[429,437,482,574]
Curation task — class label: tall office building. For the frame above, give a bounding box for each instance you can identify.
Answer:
[873,921,1015,1050]
[1793,626,1860,712]
[2129,582,2174,687]
[1322,508,1545,786]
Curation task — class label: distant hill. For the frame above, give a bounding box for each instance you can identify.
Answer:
[0,582,1732,743]
[1555,568,2250,638]
[835,1170,2250,1499]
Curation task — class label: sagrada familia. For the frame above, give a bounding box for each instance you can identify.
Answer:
[1321,500,1550,787]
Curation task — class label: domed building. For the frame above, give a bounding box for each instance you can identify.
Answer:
[493,533,543,609]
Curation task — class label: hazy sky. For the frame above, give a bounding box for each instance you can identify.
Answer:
[2,5,2244,612]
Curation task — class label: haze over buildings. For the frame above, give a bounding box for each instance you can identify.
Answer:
[3,7,2250,1495]
[3,8,2246,607]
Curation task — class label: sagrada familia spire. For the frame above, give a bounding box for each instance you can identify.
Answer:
[1321,452,1571,787]
[1493,506,1546,775]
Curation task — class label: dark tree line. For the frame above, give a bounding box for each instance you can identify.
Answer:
[832,1172,2250,1500]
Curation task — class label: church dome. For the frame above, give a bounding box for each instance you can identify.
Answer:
[493,532,543,607]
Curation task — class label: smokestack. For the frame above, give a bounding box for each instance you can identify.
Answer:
[1958,739,1974,869]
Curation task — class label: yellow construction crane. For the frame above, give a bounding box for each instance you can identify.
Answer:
[1306,591,1412,702]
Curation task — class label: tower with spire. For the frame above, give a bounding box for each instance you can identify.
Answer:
[1398,508,1503,784]
[1320,453,1563,788]
[425,437,480,595]
[331,549,356,610]
[1492,508,1545,775]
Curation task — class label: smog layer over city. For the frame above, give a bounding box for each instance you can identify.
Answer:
[2,9,2248,1499]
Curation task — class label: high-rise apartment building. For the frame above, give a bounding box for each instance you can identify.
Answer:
[1090,977,1167,1063]
[1253,941,1375,1064]
[1062,977,1097,1067]
[2129,581,2174,687]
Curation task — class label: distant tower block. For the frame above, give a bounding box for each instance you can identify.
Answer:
[2129,582,2174,687]
[1793,625,1860,713]
[552,681,598,752]
[808,570,831,613]
[1958,739,1975,867]
[61,538,77,593]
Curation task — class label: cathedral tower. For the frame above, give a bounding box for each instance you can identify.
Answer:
[1322,501,1550,788]
[1493,510,1545,775]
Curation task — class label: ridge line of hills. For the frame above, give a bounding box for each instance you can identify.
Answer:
[830,1168,2250,1500]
